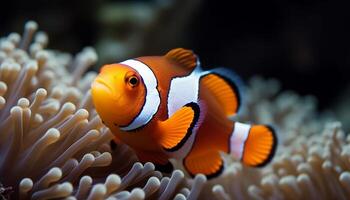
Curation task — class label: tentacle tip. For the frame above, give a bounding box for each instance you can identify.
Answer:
[59,182,74,195]
[36,88,47,96]
[25,21,38,31]
[130,188,145,199]
[76,109,89,119]
[19,178,33,192]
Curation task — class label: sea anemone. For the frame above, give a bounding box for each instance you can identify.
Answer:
[0,21,207,200]
[0,22,349,200]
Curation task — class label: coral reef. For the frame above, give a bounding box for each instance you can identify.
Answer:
[0,22,349,200]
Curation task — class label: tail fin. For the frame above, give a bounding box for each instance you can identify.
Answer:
[242,125,277,167]
[230,122,277,167]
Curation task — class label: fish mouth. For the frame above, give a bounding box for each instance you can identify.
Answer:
[92,78,113,94]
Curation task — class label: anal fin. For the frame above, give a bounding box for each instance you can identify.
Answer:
[183,151,224,178]
[159,102,200,152]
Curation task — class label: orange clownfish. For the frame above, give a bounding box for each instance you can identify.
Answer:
[91,48,277,178]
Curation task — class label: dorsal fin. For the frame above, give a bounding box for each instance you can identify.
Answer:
[201,73,241,116]
[165,48,198,69]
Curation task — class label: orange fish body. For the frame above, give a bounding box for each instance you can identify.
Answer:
[91,48,277,177]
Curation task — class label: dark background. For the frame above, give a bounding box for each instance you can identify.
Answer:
[0,0,349,112]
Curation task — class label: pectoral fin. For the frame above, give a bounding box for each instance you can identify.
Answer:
[158,102,200,152]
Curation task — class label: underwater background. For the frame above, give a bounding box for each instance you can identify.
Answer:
[0,0,349,199]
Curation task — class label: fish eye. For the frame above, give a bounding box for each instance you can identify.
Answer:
[126,75,139,88]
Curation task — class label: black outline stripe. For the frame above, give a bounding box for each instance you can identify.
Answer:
[163,102,200,152]
[183,156,224,179]
[227,122,235,154]
[118,63,147,129]
[256,125,278,167]
[110,140,117,150]
[154,161,174,174]
[119,59,161,132]
[166,58,199,119]
[210,72,241,114]
[241,125,278,167]
[118,86,147,130]
[206,161,224,179]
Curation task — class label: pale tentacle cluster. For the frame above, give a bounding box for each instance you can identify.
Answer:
[0,21,117,199]
[0,22,349,200]
[238,76,334,142]
[0,21,209,200]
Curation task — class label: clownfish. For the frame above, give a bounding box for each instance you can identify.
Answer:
[91,48,277,178]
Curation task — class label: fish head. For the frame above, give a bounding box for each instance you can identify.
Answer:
[91,63,146,129]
